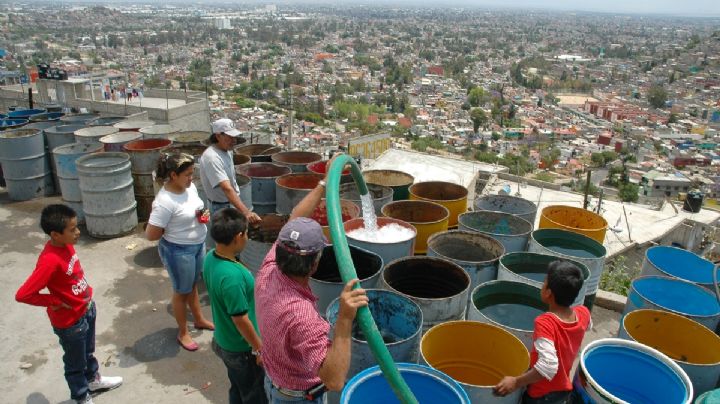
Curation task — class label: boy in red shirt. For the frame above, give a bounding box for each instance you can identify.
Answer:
[494,260,591,404]
[15,204,123,404]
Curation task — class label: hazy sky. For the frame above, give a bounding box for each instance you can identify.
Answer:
[461,0,719,17]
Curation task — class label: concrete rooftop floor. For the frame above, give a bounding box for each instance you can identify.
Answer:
[1,189,620,404]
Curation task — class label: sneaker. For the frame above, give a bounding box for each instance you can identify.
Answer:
[76,394,94,404]
[88,374,123,392]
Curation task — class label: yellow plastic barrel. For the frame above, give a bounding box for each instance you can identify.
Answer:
[409,181,468,228]
[619,309,720,398]
[538,205,608,244]
[382,200,449,254]
[420,321,530,403]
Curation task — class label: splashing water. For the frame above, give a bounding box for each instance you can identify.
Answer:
[347,223,416,243]
[360,192,378,233]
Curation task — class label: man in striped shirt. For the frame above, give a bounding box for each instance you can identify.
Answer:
[255,166,368,403]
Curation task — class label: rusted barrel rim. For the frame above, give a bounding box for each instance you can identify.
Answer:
[382,256,471,301]
[271,151,323,164]
[622,309,720,366]
[458,211,533,237]
[381,200,450,225]
[308,160,351,175]
[427,230,505,265]
[237,162,292,178]
[409,181,468,202]
[541,205,608,231]
[275,172,324,189]
[363,169,415,187]
[123,138,173,152]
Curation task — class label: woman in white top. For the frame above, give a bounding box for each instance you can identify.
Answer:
[146,153,214,351]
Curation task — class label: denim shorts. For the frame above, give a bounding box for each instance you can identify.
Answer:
[158,238,205,294]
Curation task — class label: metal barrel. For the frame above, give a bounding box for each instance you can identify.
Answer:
[99,132,142,152]
[420,321,530,404]
[0,118,29,131]
[307,160,353,184]
[0,128,55,200]
[53,143,104,223]
[45,124,87,152]
[44,104,63,113]
[528,228,607,310]
[60,113,100,125]
[74,125,119,145]
[234,144,282,162]
[618,309,720,399]
[123,138,173,221]
[139,124,178,140]
[539,205,608,244]
[363,169,414,201]
[339,182,394,214]
[88,116,126,127]
[168,131,211,146]
[344,217,417,269]
[235,163,291,214]
[468,280,547,351]
[275,172,324,215]
[327,289,422,404]
[498,252,590,306]
[474,194,538,227]
[28,112,64,122]
[381,256,471,333]
[235,173,253,212]
[575,338,693,404]
[409,181,468,228]
[622,276,720,332]
[8,108,46,119]
[381,200,449,254]
[458,211,533,253]
[427,230,504,300]
[311,199,361,243]
[271,151,322,173]
[312,245,384,316]
[641,245,720,292]
[341,363,470,404]
[233,152,251,169]
[238,214,288,274]
[76,152,138,238]
[113,120,155,132]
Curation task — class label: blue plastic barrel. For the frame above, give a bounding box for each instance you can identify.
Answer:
[8,108,46,119]
[574,338,693,404]
[341,363,470,404]
[641,246,720,291]
[0,118,29,130]
[623,276,720,331]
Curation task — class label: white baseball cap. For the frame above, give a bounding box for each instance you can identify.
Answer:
[211,118,241,137]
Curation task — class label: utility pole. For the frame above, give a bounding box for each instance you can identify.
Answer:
[583,170,592,209]
[288,85,293,150]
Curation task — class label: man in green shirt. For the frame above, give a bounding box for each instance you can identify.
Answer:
[204,208,267,404]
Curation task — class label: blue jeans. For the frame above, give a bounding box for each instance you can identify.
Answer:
[53,301,99,401]
[264,376,325,404]
[158,238,205,294]
[212,339,268,404]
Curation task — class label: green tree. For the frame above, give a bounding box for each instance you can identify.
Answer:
[468,87,487,107]
[619,183,639,202]
[470,108,488,134]
[591,152,605,167]
[648,85,668,109]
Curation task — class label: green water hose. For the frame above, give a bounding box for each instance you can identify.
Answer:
[325,154,419,404]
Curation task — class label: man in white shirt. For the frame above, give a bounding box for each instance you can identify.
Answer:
[200,118,260,224]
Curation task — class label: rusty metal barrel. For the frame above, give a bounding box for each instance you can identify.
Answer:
[234,144,282,162]
[123,138,173,221]
[275,172,324,215]
[271,151,323,173]
[236,163,291,214]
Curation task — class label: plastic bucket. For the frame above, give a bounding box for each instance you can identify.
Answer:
[619,309,720,399]
[236,163,292,214]
[238,214,288,274]
[339,182,394,214]
[498,252,590,306]
[623,276,720,332]
[344,217,417,267]
[641,245,720,292]
[311,199,361,243]
[275,172,324,215]
[311,245,384,315]
[381,256,471,332]
[340,363,470,404]
[574,338,693,404]
[528,228,607,309]
[539,205,608,244]
[420,321,530,403]
[381,200,449,254]
[409,181,468,228]
[363,169,414,200]
[271,151,322,173]
[427,230,504,296]
[468,280,547,350]
[458,211,533,253]
[474,194,538,227]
